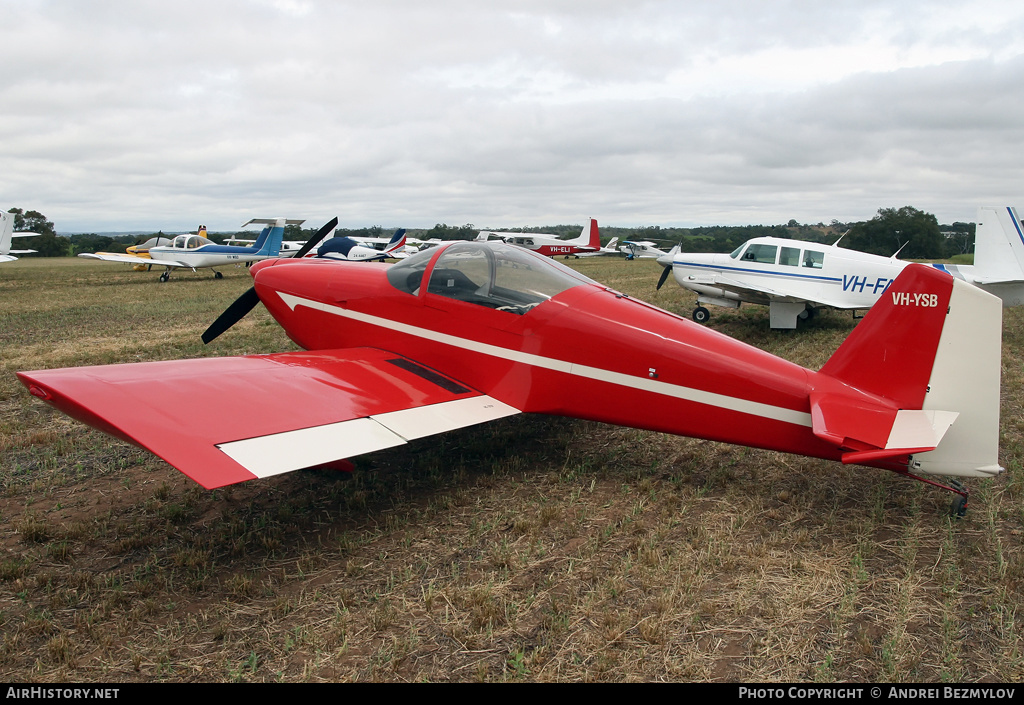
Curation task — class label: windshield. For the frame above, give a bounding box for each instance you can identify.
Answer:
[387,241,595,314]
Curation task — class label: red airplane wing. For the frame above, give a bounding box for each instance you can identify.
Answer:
[17,348,519,489]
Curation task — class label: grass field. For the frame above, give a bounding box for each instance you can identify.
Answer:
[1,255,1022,682]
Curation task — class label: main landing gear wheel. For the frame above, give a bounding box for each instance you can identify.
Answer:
[159,271,170,282]
[214,271,223,280]
[693,306,710,324]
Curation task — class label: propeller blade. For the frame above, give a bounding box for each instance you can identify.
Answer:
[293,216,338,259]
[203,217,339,344]
[656,263,673,290]
[202,286,261,344]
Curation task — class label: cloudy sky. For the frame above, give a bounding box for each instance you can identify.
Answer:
[2,1,1022,232]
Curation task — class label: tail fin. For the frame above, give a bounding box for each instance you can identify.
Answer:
[0,211,12,255]
[818,263,1002,477]
[241,218,305,257]
[384,228,407,255]
[0,210,36,260]
[256,220,285,256]
[568,218,601,249]
[197,225,208,240]
[972,206,1024,284]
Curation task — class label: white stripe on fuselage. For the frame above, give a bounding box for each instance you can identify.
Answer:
[277,292,814,428]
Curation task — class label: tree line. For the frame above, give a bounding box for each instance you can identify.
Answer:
[6,205,984,261]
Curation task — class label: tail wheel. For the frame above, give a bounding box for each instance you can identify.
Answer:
[951,494,968,518]
[693,306,710,324]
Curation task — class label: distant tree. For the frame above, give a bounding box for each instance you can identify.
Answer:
[941,221,976,258]
[69,233,114,255]
[843,206,943,259]
[425,223,477,241]
[8,207,68,257]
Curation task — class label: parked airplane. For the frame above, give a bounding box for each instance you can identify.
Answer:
[478,218,602,258]
[0,211,38,263]
[576,237,620,257]
[657,206,1024,328]
[126,230,195,256]
[80,219,303,281]
[19,235,1001,516]
[86,229,193,271]
[620,240,668,260]
[315,228,407,261]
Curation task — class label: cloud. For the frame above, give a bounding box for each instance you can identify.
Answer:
[1,1,1023,231]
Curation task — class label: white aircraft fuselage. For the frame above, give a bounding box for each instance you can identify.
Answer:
[662,207,1024,328]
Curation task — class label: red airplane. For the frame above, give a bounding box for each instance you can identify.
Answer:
[482,218,602,258]
[18,220,1002,515]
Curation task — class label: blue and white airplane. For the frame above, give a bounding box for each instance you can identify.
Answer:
[315,228,407,261]
[0,210,38,263]
[80,218,303,281]
[657,206,1024,328]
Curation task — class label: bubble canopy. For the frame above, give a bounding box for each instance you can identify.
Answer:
[387,241,597,314]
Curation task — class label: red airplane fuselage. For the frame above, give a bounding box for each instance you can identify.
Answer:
[250,246,897,468]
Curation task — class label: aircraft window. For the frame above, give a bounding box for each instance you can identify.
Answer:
[802,251,824,269]
[742,244,778,264]
[415,242,593,314]
[729,244,745,259]
[779,246,800,267]
[386,248,433,295]
[173,235,188,248]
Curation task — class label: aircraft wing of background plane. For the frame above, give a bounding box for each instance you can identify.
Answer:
[80,251,173,265]
[703,272,865,310]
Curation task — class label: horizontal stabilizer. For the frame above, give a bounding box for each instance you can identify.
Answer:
[242,218,306,227]
[810,392,957,453]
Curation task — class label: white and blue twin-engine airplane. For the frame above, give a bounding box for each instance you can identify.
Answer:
[80,218,303,281]
[658,206,1024,328]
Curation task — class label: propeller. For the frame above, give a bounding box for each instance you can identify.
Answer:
[202,217,338,344]
[655,243,681,291]
[656,263,673,290]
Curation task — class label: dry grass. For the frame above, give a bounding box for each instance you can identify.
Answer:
[0,255,1021,682]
